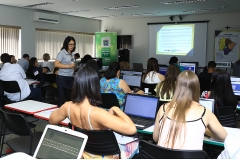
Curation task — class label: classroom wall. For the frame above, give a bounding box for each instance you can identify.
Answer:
[0,5,101,59]
[101,12,240,67]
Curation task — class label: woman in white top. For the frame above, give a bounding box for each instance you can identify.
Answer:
[153,70,227,150]
[143,57,165,84]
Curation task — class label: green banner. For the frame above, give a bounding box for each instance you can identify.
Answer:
[95,32,117,66]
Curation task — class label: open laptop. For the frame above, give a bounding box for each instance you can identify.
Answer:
[159,64,168,76]
[33,125,88,159]
[120,70,142,89]
[123,94,159,130]
[231,82,240,96]
[133,63,143,72]
[199,98,215,113]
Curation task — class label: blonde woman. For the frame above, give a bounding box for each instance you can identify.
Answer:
[153,70,227,150]
[42,53,53,72]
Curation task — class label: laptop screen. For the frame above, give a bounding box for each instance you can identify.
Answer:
[232,82,240,91]
[159,65,168,76]
[199,98,214,113]
[124,94,159,119]
[120,71,142,88]
[133,63,143,72]
[35,128,84,159]
[179,62,196,73]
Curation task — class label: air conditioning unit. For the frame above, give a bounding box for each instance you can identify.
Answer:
[33,12,59,24]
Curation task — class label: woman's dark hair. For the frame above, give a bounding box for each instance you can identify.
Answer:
[157,65,180,99]
[80,54,92,64]
[169,56,178,64]
[143,57,159,80]
[86,59,101,80]
[104,61,120,79]
[61,36,76,53]
[74,53,80,59]
[209,69,238,107]
[27,57,38,80]
[71,66,102,106]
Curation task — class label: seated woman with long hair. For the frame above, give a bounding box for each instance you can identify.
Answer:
[143,57,165,84]
[100,61,144,110]
[49,66,139,159]
[204,69,238,109]
[153,70,227,150]
[155,64,180,101]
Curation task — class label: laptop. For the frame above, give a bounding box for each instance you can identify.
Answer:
[33,125,88,159]
[199,98,215,113]
[133,63,143,72]
[159,65,168,76]
[123,94,159,129]
[120,70,142,89]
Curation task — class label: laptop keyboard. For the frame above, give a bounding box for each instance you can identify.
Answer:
[129,116,154,130]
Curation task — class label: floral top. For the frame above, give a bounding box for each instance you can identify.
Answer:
[100,77,125,110]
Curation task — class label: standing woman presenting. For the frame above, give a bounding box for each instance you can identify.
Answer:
[54,36,75,107]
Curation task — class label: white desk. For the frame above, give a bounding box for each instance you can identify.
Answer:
[4,100,58,114]
[34,108,70,126]
[1,152,34,159]
[25,79,40,85]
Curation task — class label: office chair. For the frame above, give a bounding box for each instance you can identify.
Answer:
[139,140,208,159]
[101,93,120,109]
[214,106,237,128]
[69,123,121,158]
[63,87,72,102]
[42,74,57,100]
[141,83,158,95]
[0,108,42,156]
[0,80,22,104]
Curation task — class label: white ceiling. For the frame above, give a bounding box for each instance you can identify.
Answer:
[1,0,240,20]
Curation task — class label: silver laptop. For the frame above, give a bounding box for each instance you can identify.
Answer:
[123,94,159,129]
[33,125,88,159]
[120,70,142,88]
[199,98,215,113]
[133,63,143,72]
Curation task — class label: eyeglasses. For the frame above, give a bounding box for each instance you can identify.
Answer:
[68,44,75,46]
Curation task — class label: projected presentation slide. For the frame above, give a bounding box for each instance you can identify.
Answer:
[156,24,195,56]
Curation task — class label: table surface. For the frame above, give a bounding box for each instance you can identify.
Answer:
[4,100,58,114]
[138,125,240,147]
[1,152,34,159]
[34,108,70,126]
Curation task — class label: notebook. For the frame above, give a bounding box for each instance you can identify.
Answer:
[33,125,88,159]
[199,98,215,113]
[133,63,143,72]
[123,94,159,129]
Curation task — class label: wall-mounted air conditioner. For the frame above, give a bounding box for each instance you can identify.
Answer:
[33,12,59,24]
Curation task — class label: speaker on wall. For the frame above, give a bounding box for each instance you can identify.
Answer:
[118,49,130,63]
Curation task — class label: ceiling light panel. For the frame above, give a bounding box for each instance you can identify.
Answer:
[61,10,89,14]
[183,8,221,12]
[24,2,54,8]
[131,12,161,16]
[160,0,206,5]
[105,5,139,10]
[91,15,115,19]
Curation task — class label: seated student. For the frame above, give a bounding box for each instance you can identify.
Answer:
[155,65,180,101]
[120,61,130,70]
[9,55,17,64]
[42,53,53,72]
[202,69,238,109]
[169,56,184,72]
[74,53,80,61]
[198,61,216,93]
[27,57,48,86]
[49,66,139,159]
[153,70,227,150]
[0,53,42,102]
[143,57,165,84]
[17,53,29,72]
[80,54,92,64]
[100,62,144,110]
[86,59,101,80]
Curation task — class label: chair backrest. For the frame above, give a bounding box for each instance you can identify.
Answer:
[214,106,236,127]
[63,87,72,102]
[101,93,120,109]
[0,108,32,136]
[43,74,56,83]
[69,123,121,158]
[141,83,157,95]
[139,140,208,159]
[0,80,21,101]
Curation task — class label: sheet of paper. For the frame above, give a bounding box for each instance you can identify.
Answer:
[113,132,138,145]
[143,125,154,132]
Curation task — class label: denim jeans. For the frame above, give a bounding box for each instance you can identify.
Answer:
[26,87,43,102]
[56,75,74,107]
